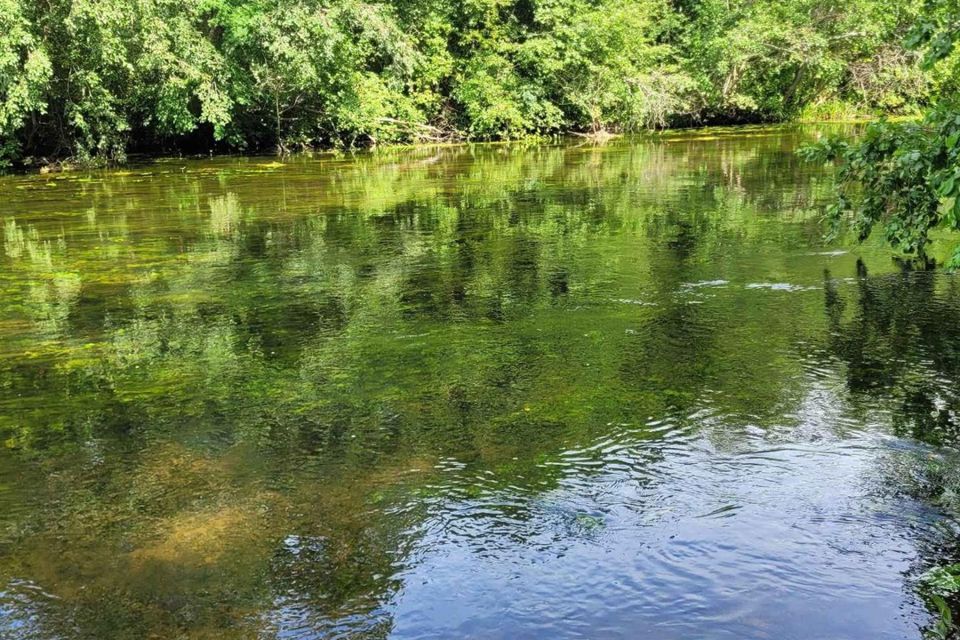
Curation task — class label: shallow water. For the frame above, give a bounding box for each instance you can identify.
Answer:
[2,126,960,639]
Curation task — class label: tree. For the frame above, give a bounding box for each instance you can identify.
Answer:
[800,0,960,266]
[0,0,944,167]
[0,0,51,168]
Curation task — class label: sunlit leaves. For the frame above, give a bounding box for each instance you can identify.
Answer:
[0,0,945,165]
[921,564,960,638]
[0,0,52,167]
[906,0,960,68]
[683,0,929,121]
[801,2,960,266]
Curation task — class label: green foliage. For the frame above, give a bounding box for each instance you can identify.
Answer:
[0,0,944,166]
[921,564,960,638]
[679,0,929,121]
[219,0,425,148]
[518,0,690,131]
[0,0,51,168]
[801,0,960,266]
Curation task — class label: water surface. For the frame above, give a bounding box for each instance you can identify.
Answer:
[2,126,959,639]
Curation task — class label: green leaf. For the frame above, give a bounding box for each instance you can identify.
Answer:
[939,174,956,197]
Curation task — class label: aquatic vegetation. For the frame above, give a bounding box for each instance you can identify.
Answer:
[0,128,957,638]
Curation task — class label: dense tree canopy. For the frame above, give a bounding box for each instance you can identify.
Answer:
[0,0,942,167]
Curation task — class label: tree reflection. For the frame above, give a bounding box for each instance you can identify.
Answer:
[824,261,960,446]
[0,128,858,638]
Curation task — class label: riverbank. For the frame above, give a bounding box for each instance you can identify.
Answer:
[4,117,888,177]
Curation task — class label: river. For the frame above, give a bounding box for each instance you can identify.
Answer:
[1,125,959,639]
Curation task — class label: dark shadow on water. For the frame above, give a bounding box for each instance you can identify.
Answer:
[824,260,960,447]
